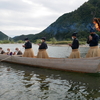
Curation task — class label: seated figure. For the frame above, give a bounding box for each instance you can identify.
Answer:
[0,47,5,54]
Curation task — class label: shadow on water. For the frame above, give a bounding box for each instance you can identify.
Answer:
[0,62,100,100]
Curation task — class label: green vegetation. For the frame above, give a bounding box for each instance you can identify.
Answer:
[50,37,57,44]
[46,41,86,45]
[35,39,41,44]
[0,31,9,40]
[17,40,24,43]
[0,40,15,44]
[0,40,24,44]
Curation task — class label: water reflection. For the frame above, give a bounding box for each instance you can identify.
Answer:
[0,63,100,100]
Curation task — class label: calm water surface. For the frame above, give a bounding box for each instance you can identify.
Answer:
[0,43,89,58]
[0,44,100,100]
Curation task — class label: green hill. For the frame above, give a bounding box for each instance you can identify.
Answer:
[13,0,100,42]
[0,31,8,40]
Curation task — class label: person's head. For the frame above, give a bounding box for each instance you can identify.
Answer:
[72,33,77,39]
[0,47,2,50]
[41,37,46,42]
[7,48,10,52]
[15,48,19,51]
[24,38,29,42]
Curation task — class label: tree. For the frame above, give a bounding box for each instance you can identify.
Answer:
[50,37,57,44]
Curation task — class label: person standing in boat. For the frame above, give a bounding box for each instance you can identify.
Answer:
[37,37,49,58]
[22,38,34,58]
[69,33,80,59]
[86,27,100,58]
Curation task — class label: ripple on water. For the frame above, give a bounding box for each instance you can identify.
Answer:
[0,63,100,100]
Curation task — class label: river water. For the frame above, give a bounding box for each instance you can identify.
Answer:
[0,44,100,100]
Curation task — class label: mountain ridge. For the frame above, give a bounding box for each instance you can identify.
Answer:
[0,31,9,40]
[13,0,100,42]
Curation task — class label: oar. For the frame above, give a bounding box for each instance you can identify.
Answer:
[0,56,11,62]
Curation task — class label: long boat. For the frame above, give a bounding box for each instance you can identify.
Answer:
[0,54,100,73]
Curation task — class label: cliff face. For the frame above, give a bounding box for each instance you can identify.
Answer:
[13,0,100,41]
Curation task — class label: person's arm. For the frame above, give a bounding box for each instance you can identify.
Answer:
[22,43,26,47]
[13,52,16,55]
[39,43,43,49]
[44,43,48,49]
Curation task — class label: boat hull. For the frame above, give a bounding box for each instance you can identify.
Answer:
[0,54,100,73]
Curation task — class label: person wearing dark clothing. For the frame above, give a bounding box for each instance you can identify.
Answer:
[37,37,49,58]
[0,47,5,54]
[69,33,80,59]
[24,41,32,49]
[71,38,79,49]
[17,50,23,55]
[13,48,23,55]
[87,34,99,47]
[39,42,48,49]
[86,27,100,58]
[22,38,34,58]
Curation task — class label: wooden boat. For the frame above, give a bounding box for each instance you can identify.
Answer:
[0,54,100,73]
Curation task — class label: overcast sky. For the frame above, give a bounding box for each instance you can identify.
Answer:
[0,0,88,37]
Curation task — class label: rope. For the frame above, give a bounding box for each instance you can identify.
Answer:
[0,56,11,62]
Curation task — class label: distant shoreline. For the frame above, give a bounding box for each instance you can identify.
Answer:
[47,44,89,47]
[0,43,89,47]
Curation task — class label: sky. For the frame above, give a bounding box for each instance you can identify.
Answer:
[0,0,88,37]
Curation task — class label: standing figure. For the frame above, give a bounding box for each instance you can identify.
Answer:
[22,38,34,58]
[69,33,80,59]
[86,27,100,58]
[37,37,49,58]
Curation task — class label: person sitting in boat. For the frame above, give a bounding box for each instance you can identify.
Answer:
[93,18,100,31]
[0,47,5,54]
[6,48,13,55]
[13,48,23,55]
[69,32,80,59]
[22,38,34,58]
[37,37,49,58]
[86,27,100,58]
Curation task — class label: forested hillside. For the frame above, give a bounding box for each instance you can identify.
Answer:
[13,0,100,42]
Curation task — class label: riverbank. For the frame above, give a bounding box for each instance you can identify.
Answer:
[46,41,86,45]
[48,44,89,47]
